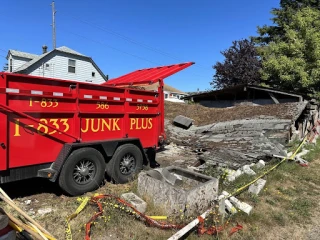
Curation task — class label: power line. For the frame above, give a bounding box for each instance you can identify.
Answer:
[62,29,159,65]
[61,29,209,79]
[60,12,212,72]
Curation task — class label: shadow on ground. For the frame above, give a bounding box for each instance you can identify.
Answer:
[1,178,63,199]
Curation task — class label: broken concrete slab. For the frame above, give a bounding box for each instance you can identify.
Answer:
[229,196,253,215]
[138,166,219,215]
[234,169,243,178]
[218,195,226,217]
[227,175,236,182]
[121,192,147,214]
[220,191,237,215]
[242,165,256,176]
[225,199,237,215]
[225,168,243,182]
[295,157,309,166]
[173,115,193,129]
[221,191,230,197]
[255,160,266,169]
[248,179,267,195]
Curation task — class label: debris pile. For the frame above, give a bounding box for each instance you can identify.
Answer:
[164,100,319,169]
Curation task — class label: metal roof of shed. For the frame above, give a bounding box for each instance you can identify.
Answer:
[103,62,194,86]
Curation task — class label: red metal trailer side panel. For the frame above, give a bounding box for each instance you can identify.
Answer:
[0,73,163,169]
[0,62,192,171]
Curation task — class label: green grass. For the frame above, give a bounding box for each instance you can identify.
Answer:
[286,139,301,153]
[304,138,320,162]
[7,138,319,240]
[202,138,320,239]
[93,138,320,239]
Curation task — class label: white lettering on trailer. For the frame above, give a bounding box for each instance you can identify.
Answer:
[147,100,153,103]
[99,96,107,100]
[53,92,63,97]
[137,99,143,102]
[84,95,93,99]
[113,97,121,101]
[126,98,132,102]
[6,88,19,93]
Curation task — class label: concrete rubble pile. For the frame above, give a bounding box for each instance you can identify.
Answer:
[165,101,319,170]
[137,100,319,221]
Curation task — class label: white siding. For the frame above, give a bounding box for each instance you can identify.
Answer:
[26,52,105,84]
[9,55,31,72]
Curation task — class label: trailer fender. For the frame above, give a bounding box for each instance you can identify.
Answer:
[100,138,148,165]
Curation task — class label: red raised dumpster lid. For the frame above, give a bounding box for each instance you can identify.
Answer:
[103,62,194,86]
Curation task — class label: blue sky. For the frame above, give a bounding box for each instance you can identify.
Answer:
[0,0,279,92]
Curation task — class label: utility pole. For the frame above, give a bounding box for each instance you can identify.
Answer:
[51,1,57,49]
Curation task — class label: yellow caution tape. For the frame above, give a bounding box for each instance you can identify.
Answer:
[62,133,309,240]
[65,197,90,240]
[147,216,168,220]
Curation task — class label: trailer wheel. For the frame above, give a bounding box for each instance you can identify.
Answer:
[58,147,106,196]
[109,144,143,184]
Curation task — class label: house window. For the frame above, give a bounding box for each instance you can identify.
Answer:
[92,72,95,77]
[9,59,12,72]
[45,63,50,70]
[68,59,76,73]
[164,94,168,99]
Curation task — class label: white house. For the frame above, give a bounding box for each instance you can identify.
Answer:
[6,46,107,84]
[144,83,188,103]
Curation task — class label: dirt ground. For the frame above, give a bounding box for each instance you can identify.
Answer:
[165,101,305,126]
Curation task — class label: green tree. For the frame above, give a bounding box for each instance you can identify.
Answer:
[211,39,261,89]
[254,0,320,45]
[259,7,320,95]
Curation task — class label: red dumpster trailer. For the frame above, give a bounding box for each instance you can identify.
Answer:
[0,62,193,195]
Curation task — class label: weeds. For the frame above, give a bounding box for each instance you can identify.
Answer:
[271,212,286,226]
[289,198,313,218]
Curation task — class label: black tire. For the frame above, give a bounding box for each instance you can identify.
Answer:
[58,147,106,196]
[108,144,143,184]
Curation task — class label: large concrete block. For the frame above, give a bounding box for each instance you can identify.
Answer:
[242,165,256,176]
[173,115,193,129]
[248,179,267,195]
[121,192,147,214]
[229,196,253,215]
[138,166,219,215]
